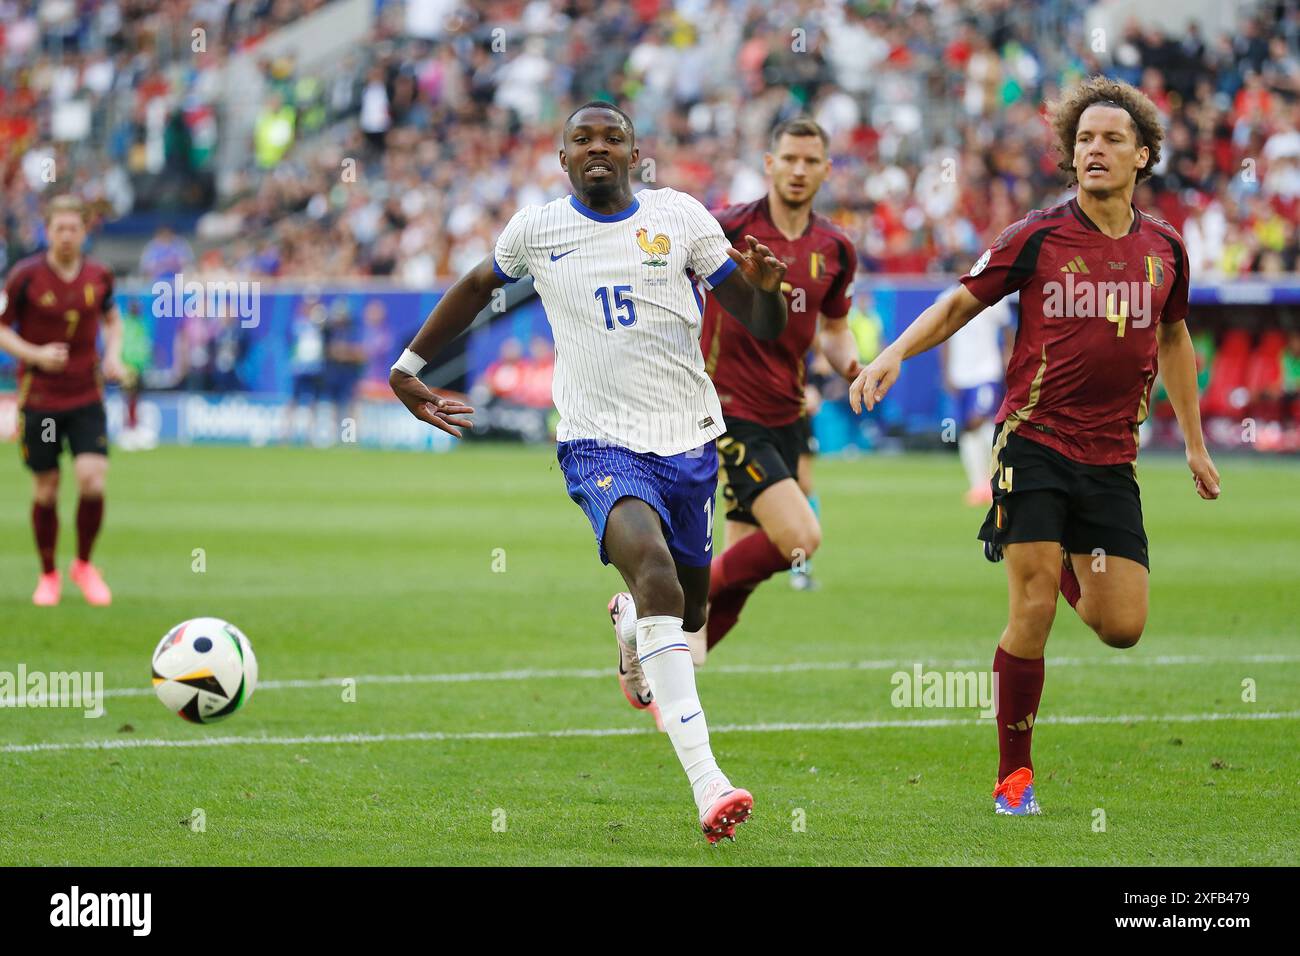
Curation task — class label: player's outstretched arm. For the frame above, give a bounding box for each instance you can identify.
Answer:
[850,284,986,413]
[818,315,862,382]
[389,255,506,437]
[100,305,127,382]
[712,235,788,340]
[1157,319,1220,499]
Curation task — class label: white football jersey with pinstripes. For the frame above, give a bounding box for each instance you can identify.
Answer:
[493,187,738,456]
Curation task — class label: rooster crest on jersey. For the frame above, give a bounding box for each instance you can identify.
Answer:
[636,228,670,266]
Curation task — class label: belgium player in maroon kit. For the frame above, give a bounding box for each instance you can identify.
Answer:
[851,78,1220,814]
[685,118,860,663]
[0,196,125,606]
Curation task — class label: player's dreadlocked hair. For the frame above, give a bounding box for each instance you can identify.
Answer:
[564,100,636,146]
[1048,76,1164,185]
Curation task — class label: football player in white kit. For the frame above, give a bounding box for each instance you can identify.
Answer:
[942,288,1014,505]
[389,102,789,843]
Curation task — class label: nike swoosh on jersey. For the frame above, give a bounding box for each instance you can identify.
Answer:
[550,248,578,261]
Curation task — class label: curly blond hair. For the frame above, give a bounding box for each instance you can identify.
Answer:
[1048,76,1164,185]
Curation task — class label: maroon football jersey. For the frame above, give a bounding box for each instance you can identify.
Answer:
[960,197,1189,466]
[700,196,857,427]
[1,254,114,411]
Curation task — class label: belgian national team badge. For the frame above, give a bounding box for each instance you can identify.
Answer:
[1144,254,1165,287]
[85,283,96,306]
[635,228,670,267]
[809,251,825,279]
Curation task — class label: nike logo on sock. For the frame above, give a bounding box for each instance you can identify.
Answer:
[680,710,702,723]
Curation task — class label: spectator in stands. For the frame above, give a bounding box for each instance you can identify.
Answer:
[359,67,391,154]
[209,315,245,393]
[323,299,366,422]
[283,296,327,441]
[1283,332,1300,424]
[484,338,526,403]
[519,337,555,410]
[173,303,214,391]
[139,225,195,281]
[360,299,395,392]
[254,94,296,171]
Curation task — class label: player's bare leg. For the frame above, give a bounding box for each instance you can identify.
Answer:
[31,468,62,606]
[672,519,760,665]
[706,478,820,655]
[68,452,111,605]
[749,478,821,581]
[992,541,1059,815]
[1067,552,1148,649]
[790,452,820,589]
[999,541,1059,658]
[605,497,752,842]
[610,556,711,723]
[722,518,759,551]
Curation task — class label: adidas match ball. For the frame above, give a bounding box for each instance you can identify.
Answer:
[152,618,258,723]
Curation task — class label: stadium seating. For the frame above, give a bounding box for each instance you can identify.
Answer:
[6,0,1300,286]
[1202,330,1253,418]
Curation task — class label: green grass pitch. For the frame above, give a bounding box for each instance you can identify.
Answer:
[1,442,1297,866]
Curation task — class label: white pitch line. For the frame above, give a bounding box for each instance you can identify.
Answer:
[51,652,1300,702]
[2,709,1298,755]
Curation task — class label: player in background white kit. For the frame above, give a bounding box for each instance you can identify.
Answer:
[941,289,1015,505]
[389,102,789,843]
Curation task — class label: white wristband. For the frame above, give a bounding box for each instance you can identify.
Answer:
[391,348,426,377]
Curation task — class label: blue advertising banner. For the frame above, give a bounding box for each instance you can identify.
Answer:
[105,392,455,451]
[1,276,1294,453]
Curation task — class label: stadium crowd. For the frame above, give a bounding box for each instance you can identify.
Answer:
[190,0,1300,283]
[4,1,1300,283]
[0,0,342,272]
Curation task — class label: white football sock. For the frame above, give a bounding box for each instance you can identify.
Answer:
[956,434,982,494]
[636,614,727,813]
[975,421,995,476]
